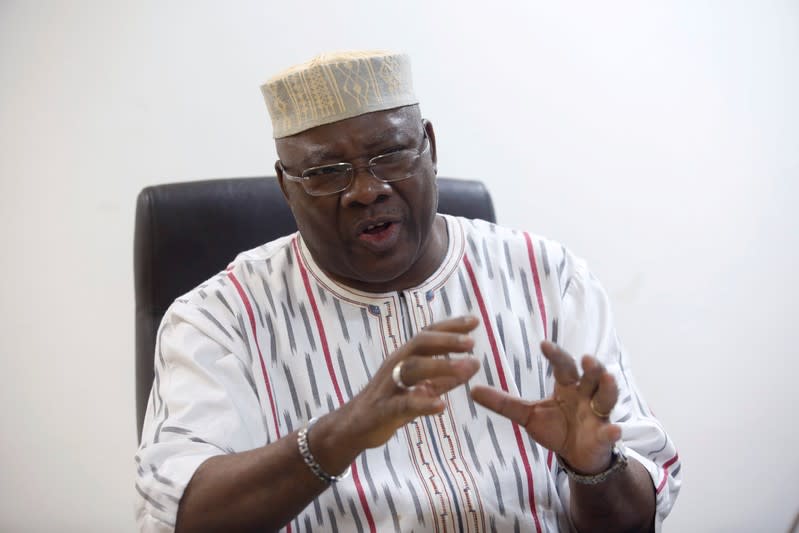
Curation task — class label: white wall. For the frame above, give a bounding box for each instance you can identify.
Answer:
[1,1,796,531]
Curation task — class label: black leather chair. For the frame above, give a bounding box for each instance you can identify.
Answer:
[134,176,496,440]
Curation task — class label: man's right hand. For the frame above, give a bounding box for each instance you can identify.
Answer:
[330,315,481,454]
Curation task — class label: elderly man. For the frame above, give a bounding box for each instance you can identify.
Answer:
[135,51,680,532]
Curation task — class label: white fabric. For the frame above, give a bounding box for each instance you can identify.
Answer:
[135,215,681,532]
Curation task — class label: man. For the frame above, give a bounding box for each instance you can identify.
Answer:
[135,50,680,532]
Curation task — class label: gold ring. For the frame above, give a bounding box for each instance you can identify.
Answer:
[392,361,411,391]
[590,398,611,419]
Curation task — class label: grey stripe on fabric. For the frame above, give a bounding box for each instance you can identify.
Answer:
[303,515,312,533]
[330,481,345,514]
[245,283,264,328]
[360,452,379,501]
[383,445,402,488]
[551,318,559,344]
[260,279,277,315]
[305,354,321,407]
[482,354,495,387]
[285,244,293,266]
[405,479,426,526]
[440,286,452,316]
[161,425,191,435]
[617,412,632,423]
[463,381,478,419]
[561,277,572,299]
[336,348,354,400]
[304,401,312,421]
[462,425,483,474]
[557,245,567,278]
[671,464,682,477]
[316,282,327,305]
[282,272,295,318]
[490,514,498,533]
[488,462,505,515]
[383,484,401,533]
[457,269,473,311]
[198,308,234,342]
[348,498,364,533]
[527,434,540,461]
[327,508,339,533]
[486,418,506,467]
[266,257,272,275]
[334,299,349,342]
[520,269,534,313]
[504,241,514,280]
[281,302,297,353]
[513,356,522,395]
[519,318,534,373]
[482,353,494,387]
[299,303,317,351]
[198,289,207,299]
[266,314,277,363]
[482,238,494,279]
[215,290,235,318]
[135,483,168,514]
[360,308,372,340]
[231,355,261,421]
[236,313,253,364]
[468,235,481,267]
[514,515,521,533]
[540,241,551,276]
[358,344,373,382]
[149,464,175,487]
[283,363,302,418]
[500,270,511,309]
[283,410,294,433]
[496,314,505,353]
[511,457,525,511]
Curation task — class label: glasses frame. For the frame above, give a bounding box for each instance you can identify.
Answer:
[279,129,430,197]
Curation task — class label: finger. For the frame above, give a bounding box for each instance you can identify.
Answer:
[470,385,534,426]
[597,423,622,445]
[591,372,619,418]
[400,356,480,388]
[424,315,480,334]
[396,393,446,418]
[576,356,605,398]
[404,330,475,357]
[540,341,579,385]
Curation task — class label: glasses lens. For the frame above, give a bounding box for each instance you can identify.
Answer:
[302,165,352,195]
[371,150,421,182]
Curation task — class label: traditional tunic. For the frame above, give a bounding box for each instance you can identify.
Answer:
[135,215,681,532]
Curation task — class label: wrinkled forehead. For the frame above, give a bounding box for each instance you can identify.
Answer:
[276,105,422,166]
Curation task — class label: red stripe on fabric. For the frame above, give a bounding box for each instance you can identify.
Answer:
[463,255,543,533]
[656,453,680,494]
[227,272,281,438]
[292,239,376,533]
[227,271,290,533]
[523,233,548,339]
[547,450,554,470]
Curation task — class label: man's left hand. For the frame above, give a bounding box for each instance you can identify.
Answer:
[471,341,621,474]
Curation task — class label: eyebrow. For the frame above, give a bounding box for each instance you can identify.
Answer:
[303,130,415,166]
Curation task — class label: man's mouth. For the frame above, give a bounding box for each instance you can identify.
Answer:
[356,219,401,249]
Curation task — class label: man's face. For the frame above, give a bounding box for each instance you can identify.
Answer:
[275,105,439,289]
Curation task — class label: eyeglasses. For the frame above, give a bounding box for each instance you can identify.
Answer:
[279,130,430,197]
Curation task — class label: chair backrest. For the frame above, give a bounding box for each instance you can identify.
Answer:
[134,176,496,440]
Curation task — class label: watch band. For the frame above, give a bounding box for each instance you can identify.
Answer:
[297,417,351,484]
[557,444,629,485]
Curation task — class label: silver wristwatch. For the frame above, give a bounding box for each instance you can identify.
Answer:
[557,443,629,485]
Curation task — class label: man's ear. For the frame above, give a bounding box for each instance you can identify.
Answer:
[275,160,291,201]
[423,119,438,175]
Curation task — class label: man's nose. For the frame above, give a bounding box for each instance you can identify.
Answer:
[340,166,392,207]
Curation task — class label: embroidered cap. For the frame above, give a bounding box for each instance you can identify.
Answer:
[261,50,418,139]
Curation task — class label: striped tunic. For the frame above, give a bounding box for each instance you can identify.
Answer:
[135,215,681,532]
